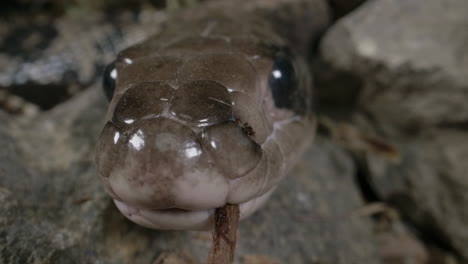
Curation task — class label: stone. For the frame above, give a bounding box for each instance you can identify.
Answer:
[327,0,367,18]
[319,0,468,261]
[320,0,468,134]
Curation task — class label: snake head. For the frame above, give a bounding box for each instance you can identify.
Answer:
[96,19,315,230]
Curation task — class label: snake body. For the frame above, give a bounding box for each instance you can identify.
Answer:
[96,1,323,230]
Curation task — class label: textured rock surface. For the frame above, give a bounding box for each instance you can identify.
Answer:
[327,0,367,18]
[321,0,468,133]
[0,86,378,263]
[0,10,166,112]
[319,0,468,262]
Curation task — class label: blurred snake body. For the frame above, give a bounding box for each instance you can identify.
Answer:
[96,2,318,230]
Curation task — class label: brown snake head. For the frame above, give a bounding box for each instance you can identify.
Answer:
[96,14,316,230]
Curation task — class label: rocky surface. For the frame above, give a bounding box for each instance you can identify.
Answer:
[326,0,366,18]
[0,10,166,111]
[319,0,468,262]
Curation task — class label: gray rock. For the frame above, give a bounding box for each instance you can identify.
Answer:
[321,0,468,134]
[0,11,166,88]
[327,0,367,18]
[0,86,379,263]
[319,0,468,261]
[361,128,468,262]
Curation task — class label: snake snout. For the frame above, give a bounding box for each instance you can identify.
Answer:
[96,117,230,211]
[95,75,273,229]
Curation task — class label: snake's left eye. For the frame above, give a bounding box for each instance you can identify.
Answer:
[268,53,298,109]
[103,61,117,101]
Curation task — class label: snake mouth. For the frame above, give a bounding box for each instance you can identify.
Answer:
[113,188,275,230]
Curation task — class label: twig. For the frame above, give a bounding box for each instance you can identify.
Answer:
[207,204,240,264]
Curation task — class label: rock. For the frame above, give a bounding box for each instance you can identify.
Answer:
[360,128,468,263]
[320,0,468,134]
[319,0,468,261]
[153,252,196,264]
[327,0,367,18]
[0,84,378,263]
[0,10,166,110]
[242,255,281,264]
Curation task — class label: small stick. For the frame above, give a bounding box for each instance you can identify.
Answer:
[207,204,240,264]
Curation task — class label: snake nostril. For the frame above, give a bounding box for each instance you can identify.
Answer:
[200,121,262,180]
[235,118,256,138]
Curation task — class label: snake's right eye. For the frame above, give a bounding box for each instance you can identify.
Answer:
[103,61,117,101]
[268,52,298,109]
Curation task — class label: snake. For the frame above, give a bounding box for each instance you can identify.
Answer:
[95,0,325,230]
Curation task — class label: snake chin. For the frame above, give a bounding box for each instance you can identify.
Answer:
[113,188,275,230]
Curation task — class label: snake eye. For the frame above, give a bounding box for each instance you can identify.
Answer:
[103,61,117,101]
[268,53,298,109]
